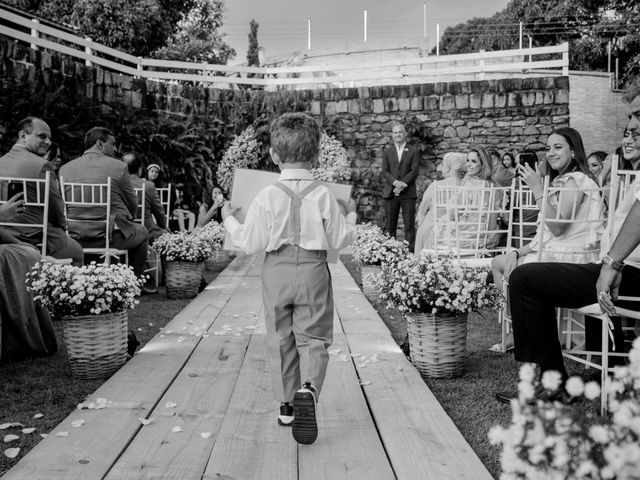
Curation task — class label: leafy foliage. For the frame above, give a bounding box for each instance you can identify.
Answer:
[247,20,260,67]
[436,0,640,88]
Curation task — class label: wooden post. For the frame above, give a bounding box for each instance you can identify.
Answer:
[562,42,569,76]
[436,22,440,55]
[615,57,619,89]
[364,10,367,43]
[30,19,39,50]
[519,22,523,50]
[528,36,532,63]
[137,57,143,78]
[85,37,93,67]
[307,18,311,50]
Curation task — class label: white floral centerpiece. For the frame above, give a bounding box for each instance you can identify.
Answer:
[489,337,640,480]
[352,223,391,266]
[311,132,352,184]
[376,251,501,316]
[26,262,144,318]
[197,220,226,249]
[216,126,261,193]
[153,230,216,263]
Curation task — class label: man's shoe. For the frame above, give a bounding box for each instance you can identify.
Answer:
[278,402,294,427]
[292,383,318,445]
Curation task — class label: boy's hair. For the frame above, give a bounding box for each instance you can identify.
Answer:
[270,113,320,164]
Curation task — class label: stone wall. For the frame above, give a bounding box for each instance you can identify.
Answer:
[0,36,571,225]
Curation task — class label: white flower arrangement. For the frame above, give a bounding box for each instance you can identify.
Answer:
[375,251,502,315]
[489,337,640,480]
[352,223,390,266]
[197,220,226,248]
[216,126,261,193]
[311,132,352,184]
[153,230,216,263]
[26,262,144,317]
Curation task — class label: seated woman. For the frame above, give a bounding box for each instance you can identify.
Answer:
[0,194,57,359]
[433,146,503,253]
[414,152,466,253]
[490,127,605,351]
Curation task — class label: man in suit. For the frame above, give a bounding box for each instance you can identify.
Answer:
[60,127,150,280]
[381,122,421,250]
[122,151,167,244]
[0,117,83,265]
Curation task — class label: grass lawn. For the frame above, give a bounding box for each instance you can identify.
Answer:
[0,268,222,477]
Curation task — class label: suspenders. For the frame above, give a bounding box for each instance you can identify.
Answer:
[273,180,321,245]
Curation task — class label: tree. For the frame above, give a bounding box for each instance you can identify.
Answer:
[153,0,235,65]
[435,0,640,87]
[247,20,260,67]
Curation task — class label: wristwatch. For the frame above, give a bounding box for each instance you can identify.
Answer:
[602,254,624,271]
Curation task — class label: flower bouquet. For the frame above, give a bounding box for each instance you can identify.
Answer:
[26,262,145,378]
[490,338,640,479]
[311,132,352,184]
[376,251,502,377]
[153,231,216,299]
[216,126,261,194]
[352,223,409,300]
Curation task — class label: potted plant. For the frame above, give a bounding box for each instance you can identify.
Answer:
[153,231,215,299]
[26,262,144,379]
[489,337,640,479]
[376,251,502,377]
[198,221,230,272]
[352,223,408,300]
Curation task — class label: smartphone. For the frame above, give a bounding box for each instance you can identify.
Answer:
[516,152,537,170]
[7,181,24,200]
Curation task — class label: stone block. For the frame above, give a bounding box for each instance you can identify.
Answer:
[494,93,506,108]
[357,87,370,99]
[347,99,361,115]
[555,90,569,104]
[456,126,471,139]
[455,94,469,109]
[481,93,494,109]
[552,115,570,124]
[425,95,439,110]
[522,92,536,106]
[523,125,540,135]
[310,101,321,116]
[543,90,554,104]
[422,83,435,96]
[335,100,348,113]
[469,93,482,109]
[410,96,423,110]
[398,98,411,111]
[324,102,337,116]
[555,76,569,89]
[385,97,399,112]
[443,125,457,138]
[541,77,555,89]
[372,99,385,113]
[123,90,132,106]
[440,94,455,110]
[508,92,521,107]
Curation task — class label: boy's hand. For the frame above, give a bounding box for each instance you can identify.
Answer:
[221,202,238,220]
[337,199,357,215]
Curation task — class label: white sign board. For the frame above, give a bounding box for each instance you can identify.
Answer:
[224,168,352,263]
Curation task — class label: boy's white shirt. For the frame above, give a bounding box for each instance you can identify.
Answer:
[224,168,357,255]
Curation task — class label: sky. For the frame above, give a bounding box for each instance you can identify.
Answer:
[222,0,511,64]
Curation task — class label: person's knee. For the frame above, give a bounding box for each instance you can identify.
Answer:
[491,254,505,272]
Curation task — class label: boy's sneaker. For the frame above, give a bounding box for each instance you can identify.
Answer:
[292,382,318,445]
[278,402,294,426]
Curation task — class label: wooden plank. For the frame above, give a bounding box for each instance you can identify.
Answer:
[331,260,493,480]
[298,322,395,480]
[202,331,297,480]
[105,277,264,480]
[2,258,257,480]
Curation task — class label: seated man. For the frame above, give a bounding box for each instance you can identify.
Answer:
[496,88,640,403]
[59,127,150,282]
[0,117,83,265]
[122,151,167,244]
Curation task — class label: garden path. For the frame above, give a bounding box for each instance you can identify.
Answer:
[3,253,492,480]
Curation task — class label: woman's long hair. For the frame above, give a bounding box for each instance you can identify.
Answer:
[549,127,591,179]
[468,146,493,180]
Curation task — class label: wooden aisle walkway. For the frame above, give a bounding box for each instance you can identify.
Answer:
[3,254,492,480]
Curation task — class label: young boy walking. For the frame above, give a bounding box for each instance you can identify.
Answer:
[222,113,357,445]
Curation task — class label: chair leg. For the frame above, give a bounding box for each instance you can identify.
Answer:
[600,318,609,415]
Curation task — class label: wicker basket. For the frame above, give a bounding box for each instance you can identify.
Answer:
[165,260,204,299]
[406,312,467,378]
[360,264,382,301]
[62,311,128,379]
[204,250,233,272]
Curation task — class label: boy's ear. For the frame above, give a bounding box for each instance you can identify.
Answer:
[269,147,280,166]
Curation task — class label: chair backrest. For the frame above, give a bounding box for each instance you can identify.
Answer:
[536,174,606,263]
[505,178,539,249]
[133,184,146,225]
[432,181,511,258]
[0,172,51,258]
[606,160,639,239]
[156,183,171,229]
[59,177,112,251]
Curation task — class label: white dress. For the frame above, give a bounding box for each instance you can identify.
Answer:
[523,171,605,264]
